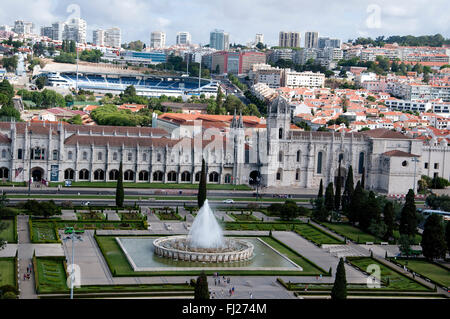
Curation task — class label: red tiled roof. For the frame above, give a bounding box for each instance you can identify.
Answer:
[382,150,420,157]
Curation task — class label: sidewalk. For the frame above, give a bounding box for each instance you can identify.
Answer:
[17,215,38,299]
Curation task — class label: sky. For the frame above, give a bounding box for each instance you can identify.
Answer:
[0,0,449,46]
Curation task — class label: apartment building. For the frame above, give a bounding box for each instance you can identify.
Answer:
[210,29,229,51]
[176,32,191,46]
[284,70,325,88]
[151,31,166,49]
[304,32,319,48]
[279,32,301,48]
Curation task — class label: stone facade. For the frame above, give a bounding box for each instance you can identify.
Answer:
[0,98,448,194]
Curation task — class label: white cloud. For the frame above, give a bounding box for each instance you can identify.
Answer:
[0,0,448,45]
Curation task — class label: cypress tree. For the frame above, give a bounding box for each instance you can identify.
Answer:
[335,162,342,211]
[342,166,354,213]
[399,189,417,237]
[115,161,124,208]
[194,271,210,299]
[325,182,334,212]
[361,167,365,189]
[446,221,450,254]
[348,181,364,225]
[421,214,447,261]
[318,179,323,198]
[331,258,347,300]
[383,201,395,241]
[197,158,207,208]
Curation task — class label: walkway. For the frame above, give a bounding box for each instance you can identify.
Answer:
[17,215,37,299]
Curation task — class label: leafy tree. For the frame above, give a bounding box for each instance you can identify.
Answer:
[194,272,209,299]
[399,189,417,237]
[383,201,395,241]
[1,56,18,72]
[331,258,347,300]
[360,191,380,231]
[312,197,329,222]
[398,234,412,257]
[35,76,46,90]
[197,158,207,208]
[116,161,124,208]
[280,200,299,221]
[79,49,103,63]
[325,182,334,212]
[421,214,447,261]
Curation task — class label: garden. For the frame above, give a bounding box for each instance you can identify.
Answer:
[0,258,16,288]
[0,217,17,243]
[391,258,450,288]
[320,222,382,243]
[293,223,344,245]
[347,257,431,291]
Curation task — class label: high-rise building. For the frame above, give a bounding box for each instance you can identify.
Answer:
[14,20,34,35]
[151,31,166,49]
[278,32,301,48]
[40,26,53,38]
[176,31,191,46]
[63,18,87,43]
[105,27,121,48]
[255,34,264,45]
[51,22,64,41]
[304,32,319,48]
[93,30,105,46]
[210,29,229,51]
[318,37,341,49]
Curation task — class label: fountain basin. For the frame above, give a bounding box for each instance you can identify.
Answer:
[153,235,254,263]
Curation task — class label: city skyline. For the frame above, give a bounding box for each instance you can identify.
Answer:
[0,0,449,47]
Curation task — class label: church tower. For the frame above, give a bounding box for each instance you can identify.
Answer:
[229,109,245,185]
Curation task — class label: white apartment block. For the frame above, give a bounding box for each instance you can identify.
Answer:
[284,70,325,88]
[176,32,191,46]
[14,20,34,35]
[304,32,319,48]
[255,34,264,44]
[63,18,87,43]
[251,82,276,101]
[279,32,301,48]
[151,31,166,49]
[93,29,105,46]
[104,28,121,48]
[256,68,284,88]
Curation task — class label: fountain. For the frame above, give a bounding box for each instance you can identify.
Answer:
[153,200,254,262]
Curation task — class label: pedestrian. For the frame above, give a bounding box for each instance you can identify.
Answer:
[250,293,253,299]
[23,273,26,280]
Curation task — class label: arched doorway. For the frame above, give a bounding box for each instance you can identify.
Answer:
[31,167,44,182]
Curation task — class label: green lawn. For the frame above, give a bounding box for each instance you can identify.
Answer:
[394,259,450,288]
[260,237,327,275]
[156,212,182,221]
[230,213,259,222]
[0,258,16,287]
[294,224,343,245]
[347,257,431,291]
[0,219,16,243]
[76,211,105,221]
[321,222,381,243]
[35,257,68,294]
[224,222,298,231]
[31,222,59,243]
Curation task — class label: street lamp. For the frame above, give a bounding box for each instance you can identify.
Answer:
[63,232,83,299]
[28,130,32,197]
[412,157,419,194]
